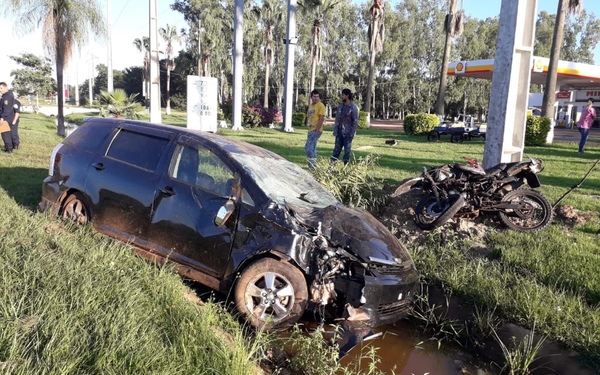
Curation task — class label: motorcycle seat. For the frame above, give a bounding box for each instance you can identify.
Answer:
[454,163,486,175]
[485,162,520,176]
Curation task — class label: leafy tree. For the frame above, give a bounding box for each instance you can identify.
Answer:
[9,53,56,105]
[122,66,145,101]
[435,0,463,117]
[5,0,106,136]
[159,24,182,115]
[299,0,343,93]
[252,0,283,108]
[542,0,582,118]
[133,36,150,105]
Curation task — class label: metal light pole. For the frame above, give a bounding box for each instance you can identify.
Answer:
[231,0,244,130]
[149,0,161,123]
[107,0,114,93]
[282,0,297,132]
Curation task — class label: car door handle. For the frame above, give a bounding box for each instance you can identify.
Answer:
[159,186,176,196]
[92,162,105,171]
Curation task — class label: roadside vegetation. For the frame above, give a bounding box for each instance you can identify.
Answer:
[3,112,600,373]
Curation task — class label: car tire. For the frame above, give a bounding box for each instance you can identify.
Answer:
[61,192,91,225]
[427,131,440,142]
[234,258,308,330]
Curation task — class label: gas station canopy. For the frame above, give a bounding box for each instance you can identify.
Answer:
[448,57,600,91]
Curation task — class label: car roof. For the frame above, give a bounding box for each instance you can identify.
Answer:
[84,117,283,159]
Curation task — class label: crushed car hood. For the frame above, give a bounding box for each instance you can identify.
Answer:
[286,203,412,264]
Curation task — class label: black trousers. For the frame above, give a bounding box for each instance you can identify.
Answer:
[1,121,18,151]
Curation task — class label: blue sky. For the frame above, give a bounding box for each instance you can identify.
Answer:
[0,0,598,87]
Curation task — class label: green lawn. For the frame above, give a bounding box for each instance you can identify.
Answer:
[2,112,600,372]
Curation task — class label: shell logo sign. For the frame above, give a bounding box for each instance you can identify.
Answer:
[533,58,545,72]
[455,61,466,74]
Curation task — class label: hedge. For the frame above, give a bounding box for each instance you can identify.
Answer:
[525,116,551,146]
[403,113,439,135]
[292,112,306,128]
[358,111,369,129]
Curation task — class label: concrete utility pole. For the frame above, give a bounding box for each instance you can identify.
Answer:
[149,0,161,123]
[107,0,114,93]
[483,0,537,169]
[282,0,298,132]
[231,0,244,130]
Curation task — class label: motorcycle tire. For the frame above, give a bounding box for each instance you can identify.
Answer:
[427,131,440,142]
[498,190,553,232]
[415,194,466,230]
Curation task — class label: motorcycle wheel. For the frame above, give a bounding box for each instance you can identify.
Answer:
[415,194,466,230]
[427,131,440,142]
[498,190,553,231]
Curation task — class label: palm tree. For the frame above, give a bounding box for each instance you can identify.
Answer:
[364,0,386,115]
[159,24,182,115]
[133,36,150,108]
[252,0,283,108]
[435,0,463,117]
[5,0,105,136]
[299,0,342,93]
[99,89,144,119]
[541,0,582,119]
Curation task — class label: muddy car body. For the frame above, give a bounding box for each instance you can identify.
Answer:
[40,118,419,329]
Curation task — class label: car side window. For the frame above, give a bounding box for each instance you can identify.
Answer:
[171,144,235,196]
[106,129,169,171]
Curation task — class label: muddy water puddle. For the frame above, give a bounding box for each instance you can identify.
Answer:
[337,321,492,375]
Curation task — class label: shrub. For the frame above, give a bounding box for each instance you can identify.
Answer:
[403,113,439,135]
[221,98,233,122]
[241,106,262,128]
[169,93,186,110]
[309,154,387,211]
[525,116,551,146]
[255,105,283,126]
[64,113,92,125]
[358,111,369,129]
[292,112,306,128]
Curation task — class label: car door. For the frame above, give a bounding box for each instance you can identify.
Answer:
[147,137,237,277]
[85,124,173,242]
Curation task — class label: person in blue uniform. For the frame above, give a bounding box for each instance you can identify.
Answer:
[0,82,17,153]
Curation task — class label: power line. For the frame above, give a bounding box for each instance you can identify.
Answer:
[113,0,131,25]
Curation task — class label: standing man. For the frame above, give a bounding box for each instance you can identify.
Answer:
[0,82,17,153]
[331,88,359,165]
[11,97,21,150]
[305,89,326,169]
[577,97,596,154]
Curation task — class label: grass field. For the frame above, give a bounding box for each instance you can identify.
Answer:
[2,112,600,372]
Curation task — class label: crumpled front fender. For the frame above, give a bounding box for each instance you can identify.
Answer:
[392,177,424,197]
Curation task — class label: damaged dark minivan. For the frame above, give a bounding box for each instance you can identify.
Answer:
[40,118,419,329]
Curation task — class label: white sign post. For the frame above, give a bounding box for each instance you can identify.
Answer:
[187,75,218,132]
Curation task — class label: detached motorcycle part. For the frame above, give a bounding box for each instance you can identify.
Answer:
[392,177,424,197]
[498,190,553,232]
[415,194,466,230]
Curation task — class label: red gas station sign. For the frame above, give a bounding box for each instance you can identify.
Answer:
[556,91,571,99]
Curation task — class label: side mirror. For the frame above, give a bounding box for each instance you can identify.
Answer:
[214,198,235,227]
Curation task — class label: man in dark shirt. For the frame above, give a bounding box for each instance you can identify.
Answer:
[11,98,21,150]
[0,82,17,153]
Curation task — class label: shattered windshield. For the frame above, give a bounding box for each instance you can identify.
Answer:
[230,152,339,208]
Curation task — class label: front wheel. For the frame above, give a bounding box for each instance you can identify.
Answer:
[415,194,465,230]
[234,258,308,330]
[498,190,553,231]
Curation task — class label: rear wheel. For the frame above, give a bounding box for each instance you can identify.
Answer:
[61,193,90,225]
[427,131,440,142]
[450,133,464,143]
[415,194,465,230]
[498,190,553,231]
[234,258,308,330]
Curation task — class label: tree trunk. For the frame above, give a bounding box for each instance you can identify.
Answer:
[364,49,376,113]
[166,68,171,115]
[56,53,65,137]
[542,0,567,119]
[310,54,317,93]
[264,62,270,108]
[435,30,452,117]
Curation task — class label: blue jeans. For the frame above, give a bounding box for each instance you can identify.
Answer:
[331,134,353,164]
[578,127,589,152]
[305,130,322,169]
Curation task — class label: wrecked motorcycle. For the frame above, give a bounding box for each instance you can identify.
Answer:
[393,156,553,231]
